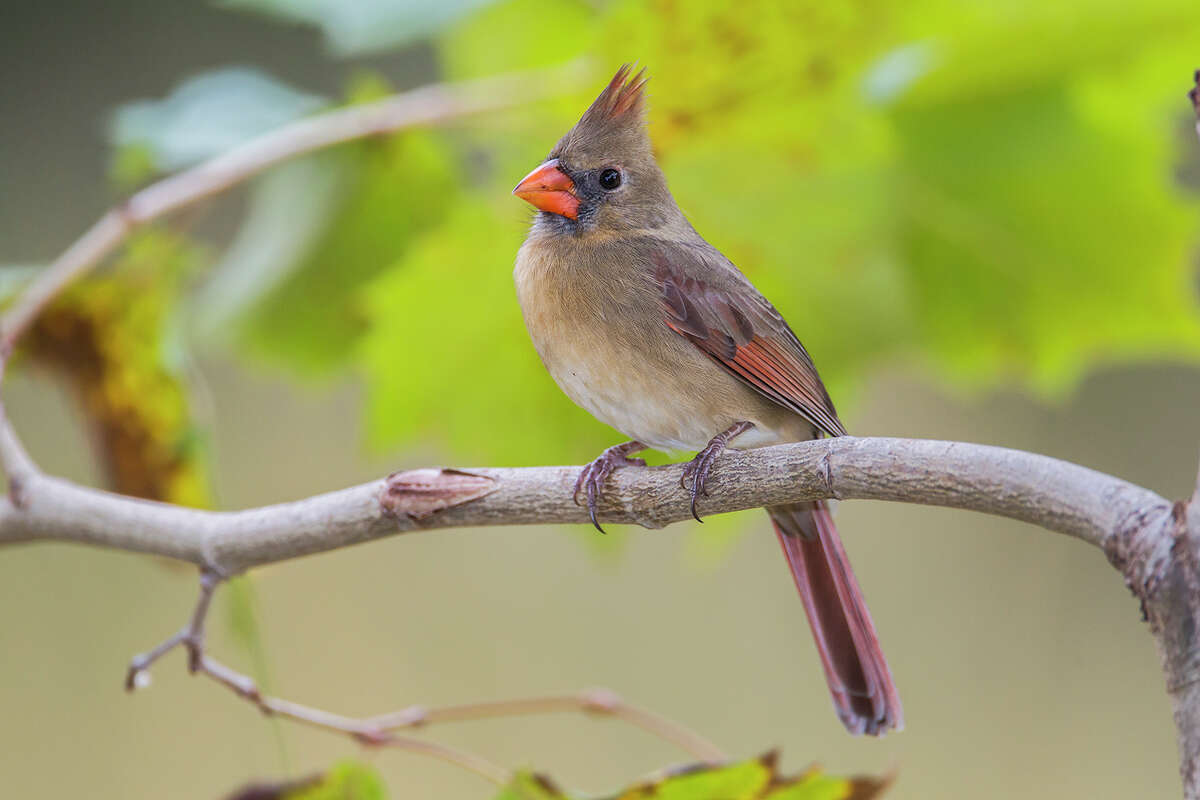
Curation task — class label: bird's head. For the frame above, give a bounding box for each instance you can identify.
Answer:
[513,64,675,235]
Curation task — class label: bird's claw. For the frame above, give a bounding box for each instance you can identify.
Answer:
[681,446,720,523]
[681,421,754,523]
[573,442,647,533]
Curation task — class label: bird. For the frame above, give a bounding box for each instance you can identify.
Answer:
[510,64,902,736]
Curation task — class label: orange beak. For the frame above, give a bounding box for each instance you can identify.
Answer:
[512,159,579,220]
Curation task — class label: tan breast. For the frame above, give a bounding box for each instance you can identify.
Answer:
[513,233,809,452]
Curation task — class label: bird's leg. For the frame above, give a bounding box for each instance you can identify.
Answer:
[681,421,755,522]
[573,440,648,533]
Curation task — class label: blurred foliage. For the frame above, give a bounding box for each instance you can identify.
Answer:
[191,153,348,342]
[242,121,461,373]
[284,761,385,800]
[220,0,498,56]
[223,756,881,800]
[224,761,385,800]
[110,68,326,182]
[494,755,887,800]
[25,229,213,504]
[109,0,1197,467]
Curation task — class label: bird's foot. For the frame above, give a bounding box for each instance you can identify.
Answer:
[573,441,648,533]
[681,421,755,522]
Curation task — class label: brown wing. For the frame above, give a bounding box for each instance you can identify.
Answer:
[653,249,846,438]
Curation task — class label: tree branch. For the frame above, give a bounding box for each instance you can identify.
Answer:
[0,437,1169,575]
[366,688,727,763]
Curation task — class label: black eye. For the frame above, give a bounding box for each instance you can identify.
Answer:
[599,168,622,190]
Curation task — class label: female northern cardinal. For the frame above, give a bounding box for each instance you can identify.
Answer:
[511,65,902,735]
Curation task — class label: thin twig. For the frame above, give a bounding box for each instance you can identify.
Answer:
[366,688,726,763]
[0,61,587,353]
[127,572,511,785]
[197,655,511,784]
[0,402,37,488]
[126,573,723,783]
[0,354,39,492]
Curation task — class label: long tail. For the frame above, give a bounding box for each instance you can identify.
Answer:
[768,501,903,735]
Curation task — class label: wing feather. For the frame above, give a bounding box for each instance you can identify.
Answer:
[653,248,846,438]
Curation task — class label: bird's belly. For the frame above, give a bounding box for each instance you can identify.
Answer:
[540,335,794,453]
[550,355,714,452]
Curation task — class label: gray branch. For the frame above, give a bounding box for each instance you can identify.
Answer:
[0,433,1173,573]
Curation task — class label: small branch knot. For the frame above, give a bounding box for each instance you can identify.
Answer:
[352,729,394,747]
[1168,500,1200,624]
[580,687,622,715]
[387,705,428,728]
[8,475,28,510]
[1103,499,1178,620]
[1167,668,1200,695]
[820,450,841,500]
[380,468,496,522]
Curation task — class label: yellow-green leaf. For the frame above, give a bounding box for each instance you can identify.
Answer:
[492,754,888,800]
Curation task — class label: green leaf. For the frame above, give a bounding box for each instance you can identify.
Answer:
[491,771,563,800]
[225,761,386,800]
[220,0,500,56]
[891,80,1200,393]
[871,0,1200,109]
[287,761,386,800]
[191,153,347,344]
[241,129,460,375]
[491,755,887,800]
[613,758,772,800]
[108,142,159,191]
[440,0,596,79]
[109,68,326,174]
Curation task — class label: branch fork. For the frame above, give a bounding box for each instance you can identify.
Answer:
[122,571,725,785]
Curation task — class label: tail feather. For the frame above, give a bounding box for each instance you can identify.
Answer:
[768,502,903,735]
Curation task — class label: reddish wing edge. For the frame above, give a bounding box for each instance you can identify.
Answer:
[654,253,846,438]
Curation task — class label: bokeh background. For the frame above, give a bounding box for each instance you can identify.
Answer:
[3,1,1200,798]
